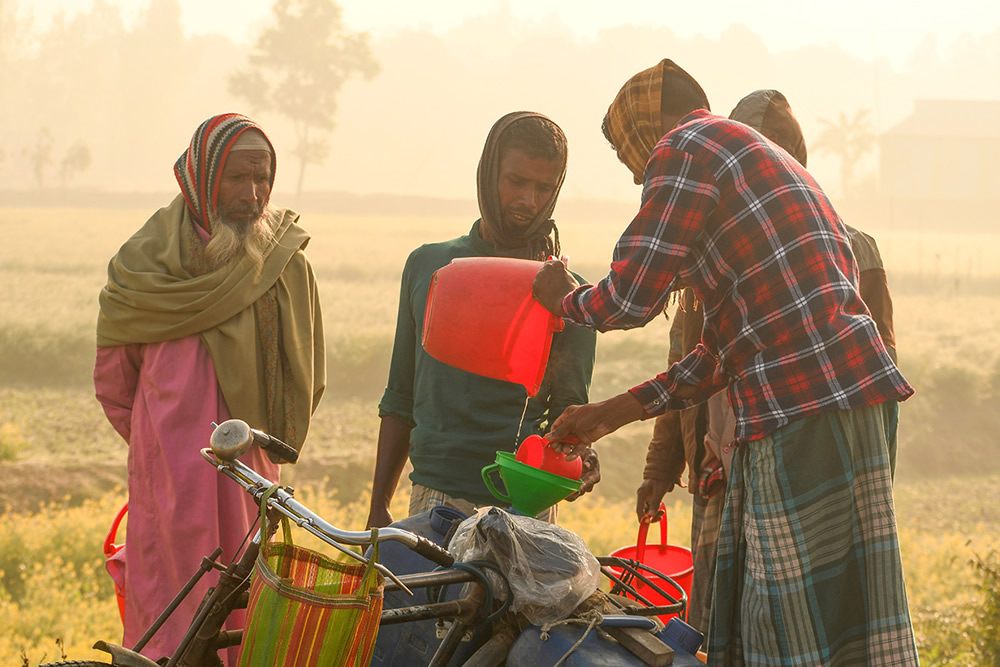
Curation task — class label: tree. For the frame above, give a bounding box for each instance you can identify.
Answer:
[812,109,875,198]
[25,127,54,186]
[0,0,30,63]
[59,141,92,186]
[229,0,379,198]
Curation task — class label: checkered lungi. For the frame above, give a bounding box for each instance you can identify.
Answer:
[708,402,918,666]
[689,485,725,636]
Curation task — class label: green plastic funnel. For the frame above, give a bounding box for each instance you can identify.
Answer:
[481,451,582,516]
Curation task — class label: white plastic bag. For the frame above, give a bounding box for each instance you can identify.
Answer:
[448,507,601,626]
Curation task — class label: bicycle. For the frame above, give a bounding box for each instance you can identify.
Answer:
[38,419,704,667]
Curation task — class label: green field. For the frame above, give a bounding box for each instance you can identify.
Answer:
[2,207,1000,663]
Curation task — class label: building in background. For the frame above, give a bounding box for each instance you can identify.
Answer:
[880,99,1000,231]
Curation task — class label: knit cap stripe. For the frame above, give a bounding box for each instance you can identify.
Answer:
[173,113,273,230]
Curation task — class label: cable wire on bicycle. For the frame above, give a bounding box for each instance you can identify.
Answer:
[431,560,512,625]
[233,514,259,565]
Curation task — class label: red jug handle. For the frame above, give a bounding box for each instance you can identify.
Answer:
[543,256,567,332]
[635,503,668,563]
[104,503,129,558]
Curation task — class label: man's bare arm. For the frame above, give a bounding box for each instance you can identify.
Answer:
[365,414,412,529]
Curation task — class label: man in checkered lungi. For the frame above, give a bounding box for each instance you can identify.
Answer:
[533,60,918,665]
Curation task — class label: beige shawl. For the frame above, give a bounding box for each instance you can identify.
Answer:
[96,194,326,451]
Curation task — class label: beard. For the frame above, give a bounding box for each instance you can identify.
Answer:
[205,203,275,273]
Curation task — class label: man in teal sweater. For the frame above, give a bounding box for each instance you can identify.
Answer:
[366,112,598,527]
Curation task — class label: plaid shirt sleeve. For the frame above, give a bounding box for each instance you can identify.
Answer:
[562,146,719,331]
[629,343,731,417]
[562,146,724,417]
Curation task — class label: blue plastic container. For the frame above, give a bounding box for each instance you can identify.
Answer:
[371,506,705,665]
[369,505,477,666]
[506,617,704,666]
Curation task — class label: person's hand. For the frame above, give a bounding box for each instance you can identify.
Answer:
[532,258,579,316]
[635,478,674,523]
[566,447,601,501]
[545,393,646,459]
[365,505,393,529]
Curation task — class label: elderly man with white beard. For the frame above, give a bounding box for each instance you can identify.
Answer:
[93,113,325,664]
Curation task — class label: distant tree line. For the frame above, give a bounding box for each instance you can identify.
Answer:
[0,0,378,196]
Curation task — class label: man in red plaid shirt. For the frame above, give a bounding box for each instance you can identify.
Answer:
[534,60,918,665]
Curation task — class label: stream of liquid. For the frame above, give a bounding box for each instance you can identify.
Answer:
[513,393,530,452]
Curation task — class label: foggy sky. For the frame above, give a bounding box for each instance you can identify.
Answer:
[3,1,999,203]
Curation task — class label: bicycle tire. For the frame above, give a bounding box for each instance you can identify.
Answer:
[36,662,112,667]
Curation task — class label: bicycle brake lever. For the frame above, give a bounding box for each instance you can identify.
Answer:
[412,535,455,567]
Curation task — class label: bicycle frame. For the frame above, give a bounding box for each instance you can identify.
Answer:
[69,432,690,667]
[84,449,487,667]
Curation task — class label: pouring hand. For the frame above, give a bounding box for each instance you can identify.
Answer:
[532,258,579,317]
[544,392,646,459]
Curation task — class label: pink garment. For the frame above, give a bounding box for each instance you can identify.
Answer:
[95,336,279,665]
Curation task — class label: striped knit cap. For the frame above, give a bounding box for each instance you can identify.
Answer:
[173,113,276,231]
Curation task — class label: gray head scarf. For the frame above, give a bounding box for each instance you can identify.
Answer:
[476,111,567,260]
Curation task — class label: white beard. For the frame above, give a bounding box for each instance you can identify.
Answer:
[205,206,275,273]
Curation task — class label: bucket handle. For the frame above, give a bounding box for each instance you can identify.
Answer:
[543,256,567,333]
[635,503,668,564]
[481,464,511,505]
[103,503,128,559]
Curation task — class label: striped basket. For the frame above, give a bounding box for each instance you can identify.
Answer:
[238,487,384,666]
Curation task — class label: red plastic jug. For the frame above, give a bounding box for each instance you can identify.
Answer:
[103,503,128,624]
[422,257,564,397]
[515,435,583,480]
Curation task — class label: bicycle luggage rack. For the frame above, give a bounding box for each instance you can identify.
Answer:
[597,555,687,619]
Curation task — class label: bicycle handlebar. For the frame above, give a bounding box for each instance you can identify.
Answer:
[250,428,299,464]
[210,419,299,464]
[201,448,454,589]
[411,535,456,567]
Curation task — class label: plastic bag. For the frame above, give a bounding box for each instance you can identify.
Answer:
[449,506,601,626]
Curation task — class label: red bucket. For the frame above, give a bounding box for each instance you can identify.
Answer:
[103,503,128,624]
[608,507,693,623]
[421,257,564,397]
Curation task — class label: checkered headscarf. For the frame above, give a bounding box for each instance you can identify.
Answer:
[604,59,706,185]
[173,113,276,231]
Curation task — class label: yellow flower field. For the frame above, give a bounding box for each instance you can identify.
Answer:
[2,207,999,663]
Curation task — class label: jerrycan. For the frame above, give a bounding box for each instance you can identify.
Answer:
[422,257,564,397]
[369,506,485,667]
[507,617,704,666]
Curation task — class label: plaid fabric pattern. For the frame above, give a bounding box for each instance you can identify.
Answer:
[604,59,709,185]
[563,110,913,444]
[238,489,384,666]
[604,60,663,185]
[687,487,724,636]
[173,113,276,230]
[707,402,918,666]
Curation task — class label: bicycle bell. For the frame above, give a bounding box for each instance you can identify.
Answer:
[210,419,254,461]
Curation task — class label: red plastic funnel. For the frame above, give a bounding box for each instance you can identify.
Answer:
[421,257,564,397]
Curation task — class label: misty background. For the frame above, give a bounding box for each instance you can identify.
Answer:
[2,0,999,234]
[4,5,1000,662]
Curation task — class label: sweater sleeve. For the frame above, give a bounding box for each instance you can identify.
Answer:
[642,307,688,483]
